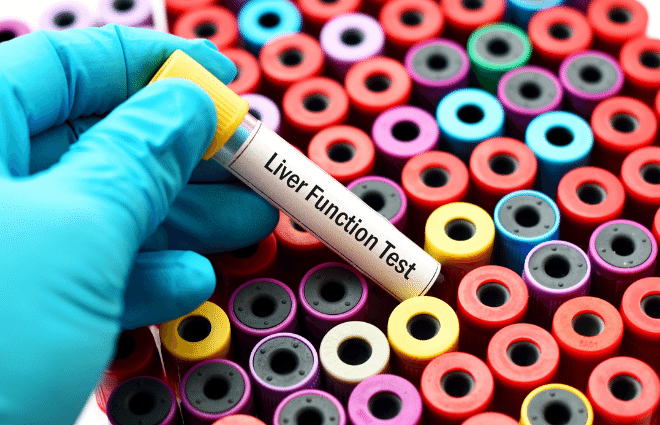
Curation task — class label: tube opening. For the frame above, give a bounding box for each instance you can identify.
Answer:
[544,255,571,279]
[579,65,602,84]
[407,313,440,340]
[368,392,402,420]
[320,0,339,3]
[487,38,510,56]
[611,113,639,133]
[129,392,155,416]
[515,206,541,228]
[507,341,540,366]
[489,154,518,175]
[400,10,424,26]
[327,142,356,163]
[361,191,386,212]
[231,243,259,258]
[611,235,635,257]
[291,220,307,232]
[365,74,391,93]
[259,12,280,28]
[54,12,76,28]
[549,23,572,40]
[641,294,660,319]
[445,219,476,241]
[338,337,373,365]
[427,53,448,71]
[113,0,134,11]
[178,316,212,343]
[251,295,276,318]
[641,163,660,184]
[421,167,450,188]
[341,28,364,46]
[270,349,298,375]
[609,375,642,401]
[477,282,510,307]
[0,31,16,43]
[543,401,572,425]
[320,280,346,303]
[641,51,660,69]
[520,82,541,100]
[462,0,484,10]
[303,94,329,112]
[608,7,632,23]
[545,126,574,146]
[279,49,304,67]
[391,121,420,142]
[115,333,136,360]
[248,108,262,121]
[297,408,323,425]
[572,313,604,337]
[577,183,607,205]
[457,104,484,124]
[203,377,229,400]
[441,370,475,398]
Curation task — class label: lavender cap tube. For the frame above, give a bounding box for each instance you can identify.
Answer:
[319,13,385,78]
[98,0,153,27]
[180,359,253,425]
[299,262,369,347]
[249,333,320,422]
[347,175,408,231]
[497,65,563,140]
[404,39,470,112]
[107,377,179,425]
[274,390,346,425]
[588,219,658,308]
[228,278,298,368]
[39,1,94,30]
[372,105,439,179]
[242,93,281,135]
[348,374,423,425]
[0,19,31,42]
[523,240,591,330]
[559,50,624,118]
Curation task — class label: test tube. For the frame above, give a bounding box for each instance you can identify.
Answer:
[273,390,346,425]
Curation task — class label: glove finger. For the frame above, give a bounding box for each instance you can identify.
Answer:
[42,78,217,252]
[141,182,280,253]
[122,250,215,329]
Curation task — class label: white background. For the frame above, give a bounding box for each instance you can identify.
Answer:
[1,0,660,423]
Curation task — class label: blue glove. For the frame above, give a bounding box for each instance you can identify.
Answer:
[0,25,279,425]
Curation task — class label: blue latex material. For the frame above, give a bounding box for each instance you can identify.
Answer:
[0,25,278,424]
[506,0,564,29]
[238,0,302,53]
[436,88,505,162]
[493,189,560,274]
[526,111,593,199]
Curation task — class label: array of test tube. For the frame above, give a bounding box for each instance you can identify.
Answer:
[4,0,660,424]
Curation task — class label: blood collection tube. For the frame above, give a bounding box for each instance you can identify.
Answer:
[249,333,320,422]
[371,106,439,180]
[241,94,280,135]
[487,323,560,419]
[224,49,261,96]
[319,13,385,78]
[347,374,423,425]
[98,0,153,27]
[298,0,361,37]
[211,416,266,425]
[274,211,336,287]
[404,39,470,112]
[207,233,277,304]
[387,296,459,385]
[497,66,563,140]
[97,327,164,413]
[347,175,407,231]
[151,50,442,303]
[436,88,505,162]
[282,77,349,150]
[319,321,390,405]
[462,412,518,425]
[273,390,345,425]
[165,0,215,20]
[520,384,593,425]
[588,220,657,308]
[525,111,593,200]
[0,19,31,42]
[307,126,376,186]
[620,37,660,106]
[401,151,469,246]
[587,356,660,425]
[467,23,532,94]
[528,7,593,72]
[505,0,562,29]
[180,359,253,425]
[258,34,324,102]
[552,296,624,392]
[469,138,537,216]
[344,57,412,132]
[421,352,494,425]
[173,7,238,52]
[298,262,368,347]
[619,277,660,376]
[228,278,298,367]
[523,240,591,330]
[440,0,505,45]
[237,0,302,54]
[559,51,624,118]
[588,0,648,57]
[107,377,180,425]
[425,202,495,307]
[39,1,94,31]
[457,266,529,361]
[621,146,660,230]
[494,190,560,275]
[379,0,444,60]
[591,97,657,174]
[556,167,625,251]
[160,302,232,392]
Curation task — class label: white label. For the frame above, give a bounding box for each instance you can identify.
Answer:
[225,122,441,301]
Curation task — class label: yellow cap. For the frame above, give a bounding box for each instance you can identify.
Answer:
[520,384,593,425]
[150,50,249,160]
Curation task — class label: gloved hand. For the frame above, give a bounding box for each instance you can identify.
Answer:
[0,25,278,425]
